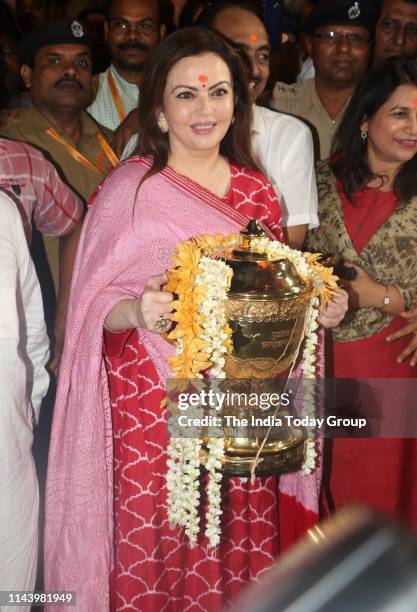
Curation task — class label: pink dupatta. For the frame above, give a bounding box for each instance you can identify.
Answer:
[45,157,322,610]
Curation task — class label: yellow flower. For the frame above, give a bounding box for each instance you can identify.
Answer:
[303,252,339,305]
[166,233,235,381]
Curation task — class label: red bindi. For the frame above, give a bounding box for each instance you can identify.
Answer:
[249,34,258,42]
[198,74,208,87]
[412,98,417,107]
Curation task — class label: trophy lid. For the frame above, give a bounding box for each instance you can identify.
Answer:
[217,220,311,300]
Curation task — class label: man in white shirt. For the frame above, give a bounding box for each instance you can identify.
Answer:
[196,0,319,249]
[88,0,165,130]
[0,191,49,606]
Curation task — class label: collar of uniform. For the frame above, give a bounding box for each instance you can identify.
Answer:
[79,110,108,138]
[311,79,329,115]
[311,80,351,124]
[20,104,107,143]
[295,78,316,114]
[18,105,51,135]
[109,63,139,93]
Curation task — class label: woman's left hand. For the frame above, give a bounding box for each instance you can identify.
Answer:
[317,289,348,328]
[342,263,382,309]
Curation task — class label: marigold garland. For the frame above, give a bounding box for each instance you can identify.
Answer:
[165,232,338,547]
[165,234,238,379]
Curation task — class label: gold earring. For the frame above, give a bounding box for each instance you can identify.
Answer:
[157,113,169,133]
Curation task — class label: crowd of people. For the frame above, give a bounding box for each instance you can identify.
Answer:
[1,0,417,610]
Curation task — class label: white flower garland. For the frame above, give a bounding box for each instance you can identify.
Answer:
[167,437,202,546]
[300,297,319,474]
[167,236,332,547]
[166,438,187,526]
[205,438,224,548]
[167,256,231,547]
[249,236,312,281]
[182,437,202,544]
[195,256,233,379]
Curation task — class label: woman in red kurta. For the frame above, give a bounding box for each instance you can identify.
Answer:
[105,163,286,611]
[306,58,417,528]
[45,29,346,612]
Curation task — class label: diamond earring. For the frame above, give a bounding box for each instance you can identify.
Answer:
[157,113,169,133]
[360,130,368,143]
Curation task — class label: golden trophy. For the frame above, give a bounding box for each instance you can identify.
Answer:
[210,220,314,477]
[165,222,336,546]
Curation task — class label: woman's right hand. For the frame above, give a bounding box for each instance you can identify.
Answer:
[104,274,174,333]
[133,273,174,332]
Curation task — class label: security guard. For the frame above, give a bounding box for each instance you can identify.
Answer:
[270,1,377,160]
[1,18,118,289]
[1,18,117,202]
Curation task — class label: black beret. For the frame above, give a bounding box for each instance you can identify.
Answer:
[302,0,378,35]
[17,18,92,65]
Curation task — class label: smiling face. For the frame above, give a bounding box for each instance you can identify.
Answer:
[212,7,270,103]
[162,52,234,159]
[362,83,417,172]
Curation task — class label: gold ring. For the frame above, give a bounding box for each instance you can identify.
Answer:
[154,316,172,333]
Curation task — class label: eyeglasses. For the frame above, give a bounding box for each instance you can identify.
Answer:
[380,18,417,38]
[108,18,157,35]
[313,31,371,48]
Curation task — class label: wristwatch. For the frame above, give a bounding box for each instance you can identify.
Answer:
[382,286,390,308]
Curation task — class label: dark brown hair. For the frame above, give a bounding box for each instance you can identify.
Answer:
[134,26,261,181]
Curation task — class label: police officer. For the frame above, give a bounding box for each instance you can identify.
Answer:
[270,0,377,160]
[0,18,117,315]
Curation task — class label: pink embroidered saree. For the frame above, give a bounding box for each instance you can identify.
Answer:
[45,158,322,611]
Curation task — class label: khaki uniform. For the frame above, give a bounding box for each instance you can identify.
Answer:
[1,106,113,202]
[270,78,349,161]
[1,106,114,290]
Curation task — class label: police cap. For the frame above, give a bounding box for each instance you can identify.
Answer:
[17,18,92,65]
[302,1,378,35]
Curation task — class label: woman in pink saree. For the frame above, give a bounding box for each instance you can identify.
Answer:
[45,28,346,611]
